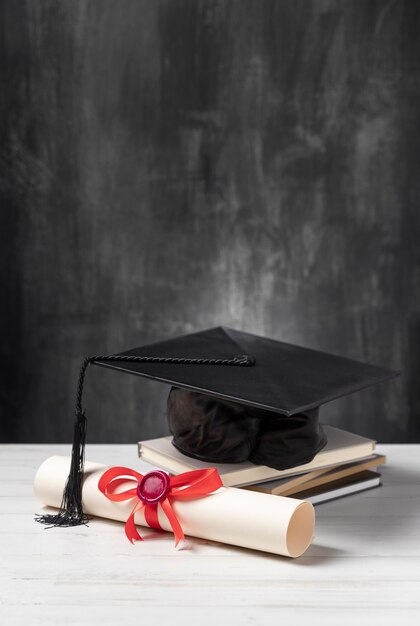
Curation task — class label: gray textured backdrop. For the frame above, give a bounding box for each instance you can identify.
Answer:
[1,0,419,444]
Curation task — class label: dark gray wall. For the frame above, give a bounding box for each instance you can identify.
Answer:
[1,0,419,444]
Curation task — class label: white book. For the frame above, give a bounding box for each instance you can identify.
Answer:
[138,425,376,487]
[304,473,381,505]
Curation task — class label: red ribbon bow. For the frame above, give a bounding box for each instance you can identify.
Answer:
[98,466,223,546]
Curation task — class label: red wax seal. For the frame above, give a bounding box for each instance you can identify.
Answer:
[136,470,170,504]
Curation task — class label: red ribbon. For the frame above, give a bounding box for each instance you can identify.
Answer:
[98,466,223,546]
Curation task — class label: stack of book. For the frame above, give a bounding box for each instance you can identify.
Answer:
[138,425,384,505]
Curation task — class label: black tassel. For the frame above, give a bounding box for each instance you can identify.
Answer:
[35,409,90,527]
[36,356,94,528]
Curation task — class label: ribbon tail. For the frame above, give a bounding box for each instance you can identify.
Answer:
[125,500,144,544]
[144,502,161,530]
[160,498,185,547]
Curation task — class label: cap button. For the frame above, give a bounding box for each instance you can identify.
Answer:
[136,470,170,504]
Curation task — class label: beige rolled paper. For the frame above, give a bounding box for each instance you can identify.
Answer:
[34,456,315,558]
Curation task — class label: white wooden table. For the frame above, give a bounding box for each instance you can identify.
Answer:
[1,444,419,625]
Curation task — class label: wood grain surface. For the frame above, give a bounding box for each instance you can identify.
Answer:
[1,1,419,443]
[1,443,420,625]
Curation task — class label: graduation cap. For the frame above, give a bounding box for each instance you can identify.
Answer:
[36,326,398,529]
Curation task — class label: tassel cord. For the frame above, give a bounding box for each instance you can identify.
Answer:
[35,352,255,528]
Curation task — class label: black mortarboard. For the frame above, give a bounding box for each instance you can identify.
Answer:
[36,326,398,529]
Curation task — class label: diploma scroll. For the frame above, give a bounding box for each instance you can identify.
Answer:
[34,456,315,558]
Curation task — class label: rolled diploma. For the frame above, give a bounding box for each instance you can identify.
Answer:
[34,456,315,558]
